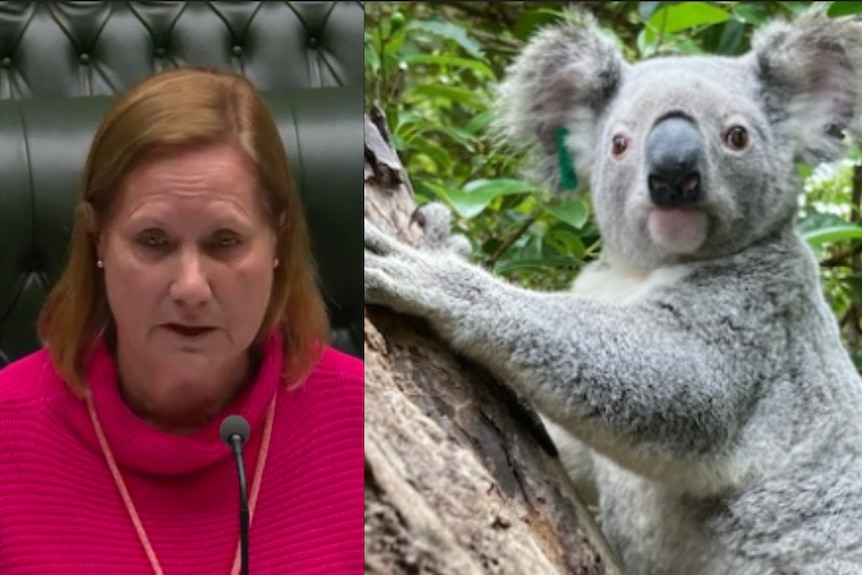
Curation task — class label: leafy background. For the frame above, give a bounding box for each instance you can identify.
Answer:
[365,1,862,366]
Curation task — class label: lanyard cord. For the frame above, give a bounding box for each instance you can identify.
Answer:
[86,392,276,575]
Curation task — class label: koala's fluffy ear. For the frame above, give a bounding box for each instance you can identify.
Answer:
[752,9,862,165]
[495,13,626,192]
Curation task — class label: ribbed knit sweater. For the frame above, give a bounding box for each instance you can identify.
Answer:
[0,333,364,574]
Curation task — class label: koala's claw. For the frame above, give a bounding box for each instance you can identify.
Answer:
[364,218,398,256]
[364,219,419,310]
[363,267,390,306]
[364,216,476,319]
[412,202,472,258]
[412,202,453,245]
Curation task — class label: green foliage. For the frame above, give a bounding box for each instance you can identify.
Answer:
[365,2,862,363]
[366,2,597,288]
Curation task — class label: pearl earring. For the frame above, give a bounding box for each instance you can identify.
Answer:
[96,259,104,269]
[273,258,279,269]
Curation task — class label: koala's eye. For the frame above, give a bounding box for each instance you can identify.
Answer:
[612,134,628,157]
[724,126,749,150]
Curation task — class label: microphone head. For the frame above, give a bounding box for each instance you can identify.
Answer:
[220,414,250,446]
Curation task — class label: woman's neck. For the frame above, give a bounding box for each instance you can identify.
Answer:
[114,348,260,436]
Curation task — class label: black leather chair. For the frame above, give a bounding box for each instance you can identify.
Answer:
[0,1,364,367]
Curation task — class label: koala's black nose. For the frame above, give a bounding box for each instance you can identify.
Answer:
[646,116,704,208]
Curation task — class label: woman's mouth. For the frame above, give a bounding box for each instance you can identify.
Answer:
[164,324,216,337]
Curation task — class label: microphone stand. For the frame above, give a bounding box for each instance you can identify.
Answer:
[221,415,251,575]
[228,435,250,575]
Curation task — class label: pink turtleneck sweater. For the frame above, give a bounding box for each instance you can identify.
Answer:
[0,334,364,574]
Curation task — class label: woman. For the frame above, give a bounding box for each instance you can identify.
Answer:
[0,68,363,574]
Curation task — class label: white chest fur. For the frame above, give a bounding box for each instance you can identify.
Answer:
[570,257,693,303]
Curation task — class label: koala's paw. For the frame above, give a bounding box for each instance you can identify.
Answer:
[365,217,481,326]
[365,218,446,316]
[411,202,472,259]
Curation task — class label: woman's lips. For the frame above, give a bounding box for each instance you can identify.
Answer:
[164,324,216,337]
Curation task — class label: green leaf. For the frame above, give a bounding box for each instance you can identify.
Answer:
[382,26,408,59]
[428,125,478,149]
[544,200,589,229]
[407,20,483,58]
[543,224,587,260]
[462,178,536,195]
[364,44,380,74]
[842,273,862,297]
[701,19,747,55]
[411,138,453,174]
[649,2,731,33]
[513,8,566,41]
[448,179,537,218]
[796,162,814,180]
[662,33,705,55]
[400,123,477,151]
[402,54,495,79]
[464,110,494,135]
[797,209,850,235]
[420,181,455,206]
[638,1,664,21]
[731,3,771,25]
[407,85,484,107]
[637,27,658,58]
[828,2,862,17]
[802,225,862,247]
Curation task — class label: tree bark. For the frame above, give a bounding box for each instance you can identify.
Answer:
[363,107,623,575]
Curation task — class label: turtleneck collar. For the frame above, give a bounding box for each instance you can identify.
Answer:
[77,331,284,476]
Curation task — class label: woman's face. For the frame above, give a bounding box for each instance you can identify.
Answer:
[98,141,277,421]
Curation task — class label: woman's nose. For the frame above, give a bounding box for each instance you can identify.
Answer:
[168,251,213,305]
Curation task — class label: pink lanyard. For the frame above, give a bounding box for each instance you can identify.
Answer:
[86,392,276,575]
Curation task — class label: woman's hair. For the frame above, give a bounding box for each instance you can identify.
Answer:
[38,67,330,394]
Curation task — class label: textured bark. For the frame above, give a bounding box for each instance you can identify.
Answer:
[363,107,623,575]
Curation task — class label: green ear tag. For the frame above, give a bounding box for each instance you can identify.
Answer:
[555,127,578,190]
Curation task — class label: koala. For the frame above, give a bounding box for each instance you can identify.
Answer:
[365,8,862,575]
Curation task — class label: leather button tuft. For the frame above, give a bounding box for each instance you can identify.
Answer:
[232,45,242,57]
[1,57,10,68]
[79,53,90,64]
[155,47,167,57]
[24,252,43,273]
[308,36,318,49]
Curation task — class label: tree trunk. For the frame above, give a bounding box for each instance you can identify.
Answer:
[363,107,623,575]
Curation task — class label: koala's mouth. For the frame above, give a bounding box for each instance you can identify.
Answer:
[647,208,709,255]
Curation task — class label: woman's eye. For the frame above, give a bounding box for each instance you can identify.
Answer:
[137,234,168,249]
[211,235,242,250]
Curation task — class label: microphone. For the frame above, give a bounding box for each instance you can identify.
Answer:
[220,415,251,575]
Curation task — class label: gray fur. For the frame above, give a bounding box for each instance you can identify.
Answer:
[365,8,862,574]
[411,202,472,258]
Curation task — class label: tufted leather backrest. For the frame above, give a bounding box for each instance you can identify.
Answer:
[0,1,363,97]
[0,1,364,367]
